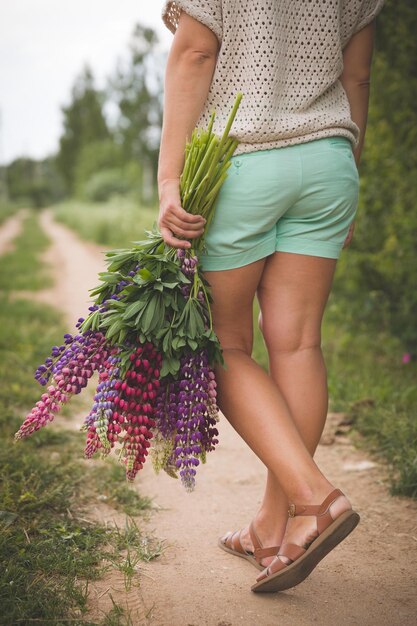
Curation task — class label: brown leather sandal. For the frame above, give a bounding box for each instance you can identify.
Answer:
[218,521,280,571]
[251,488,360,592]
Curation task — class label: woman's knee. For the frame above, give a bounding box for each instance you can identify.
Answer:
[259,310,321,355]
[215,324,253,356]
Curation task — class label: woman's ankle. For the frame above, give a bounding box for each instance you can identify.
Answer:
[254,506,287,541]
[286,479,335,506]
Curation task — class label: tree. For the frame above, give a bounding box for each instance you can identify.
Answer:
[56,66,110,193]
[109,24,163,178]
[6,157,65,207]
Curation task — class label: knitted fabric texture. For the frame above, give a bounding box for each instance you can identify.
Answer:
[162,0,384,154]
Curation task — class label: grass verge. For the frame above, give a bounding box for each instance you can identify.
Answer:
[0,201,23,225]
[0,212,161,625]
[54,198,158,248]
[0,212,51,291]
[323,294,417,498]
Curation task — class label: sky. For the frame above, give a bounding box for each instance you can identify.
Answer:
[0,1,172,165]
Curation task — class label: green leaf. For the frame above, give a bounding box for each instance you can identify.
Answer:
[162,328,173,354]
[106,319,124,340]
[118,328,128,345]
[123,299,147,320]
[140,297,158,333]
[161,280,180,289]
[79,312,94,333]
[161,356,180,378]
[172,336,187,350]
[98,272,122,285]
[138,268,155,282]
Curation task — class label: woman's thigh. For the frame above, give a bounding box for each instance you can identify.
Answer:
[203,258,266,354]
[257,252,337,353]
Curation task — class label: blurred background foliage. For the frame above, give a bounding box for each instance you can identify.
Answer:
[0,23,162,209]
[333,0,417,352]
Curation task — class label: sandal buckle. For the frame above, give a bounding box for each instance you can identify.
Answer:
[288,504,296,518]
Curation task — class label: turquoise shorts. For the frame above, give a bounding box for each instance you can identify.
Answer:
[200,137,359,271]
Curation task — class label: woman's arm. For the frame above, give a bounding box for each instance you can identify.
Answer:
[340,21,376,167]
[340,20,376,248]
[158,12,219,248]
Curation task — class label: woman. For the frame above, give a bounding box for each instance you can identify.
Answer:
[158,0,384,593]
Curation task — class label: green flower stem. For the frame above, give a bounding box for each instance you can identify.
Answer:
[188,134,218,196]
[202,93,243,190]
[200,279,213,331]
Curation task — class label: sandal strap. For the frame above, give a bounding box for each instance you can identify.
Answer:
[248,521,263,552]
[288,488,344,535]
[267,543,306,575]
[249,521,280,562]
[254,545,281,559]
[289,489,343,518]
[225,530,247,556]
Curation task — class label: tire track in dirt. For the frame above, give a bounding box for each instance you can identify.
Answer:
[32,208,417,626]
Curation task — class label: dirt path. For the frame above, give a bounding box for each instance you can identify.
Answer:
[22,210,417,625]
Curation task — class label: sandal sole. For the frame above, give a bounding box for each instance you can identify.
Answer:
[218,537,264,571]
[251,510,360,593]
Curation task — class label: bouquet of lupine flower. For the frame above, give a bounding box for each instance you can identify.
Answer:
[14,94,242,491]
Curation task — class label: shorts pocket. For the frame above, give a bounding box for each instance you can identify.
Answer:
[327,138,359,178]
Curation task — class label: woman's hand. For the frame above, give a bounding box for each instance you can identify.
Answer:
[343,221,355,248]
[158,178,206,248]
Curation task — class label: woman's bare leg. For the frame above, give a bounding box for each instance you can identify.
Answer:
[205,255,350,567]
[246,252,337,559]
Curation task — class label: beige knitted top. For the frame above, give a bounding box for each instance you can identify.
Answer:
[162,0,384,154]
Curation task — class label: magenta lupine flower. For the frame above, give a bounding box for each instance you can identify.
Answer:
[119,344,162,481]
[84,342,162,481]
[15,332,109,440]
[402,353,412,364]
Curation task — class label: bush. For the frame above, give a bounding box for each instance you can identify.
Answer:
[334,2,417,352]
[82,168,131,202]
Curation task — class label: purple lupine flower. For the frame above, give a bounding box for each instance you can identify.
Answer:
[84,353,122,458]
[154,350,219,491]
[34,270,135,387]
[177,249,201,301]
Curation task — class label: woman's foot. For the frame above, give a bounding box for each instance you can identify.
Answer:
[219,514,285,569]
[252,489,360,592]
[268,491,352,568]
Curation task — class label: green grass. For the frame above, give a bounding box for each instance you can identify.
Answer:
[0,201,22,225]
[0,212,161,625]
[323,295,417,497]
[0,212,51,291]
[89,461,153,517]
[54,198,158,248]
